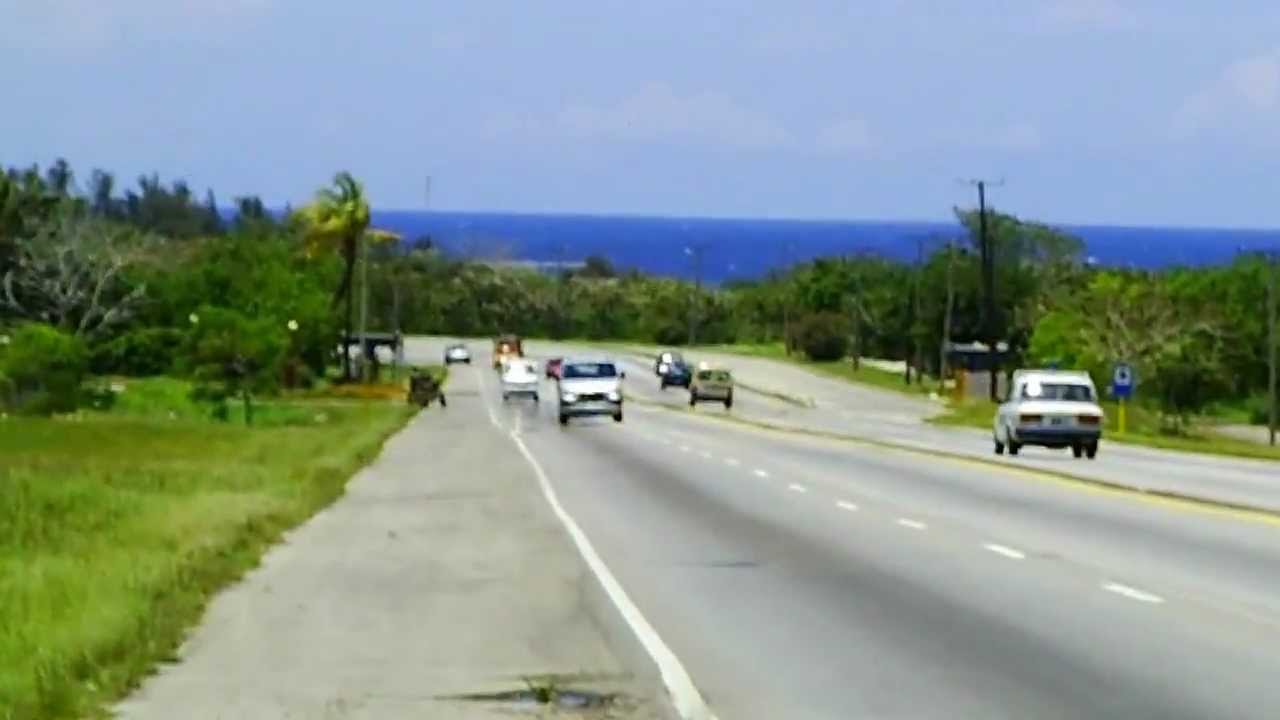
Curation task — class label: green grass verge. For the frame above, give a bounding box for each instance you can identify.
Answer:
[0,380,415,719]
[931,398,1280,462]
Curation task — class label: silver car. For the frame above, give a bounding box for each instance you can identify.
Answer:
[558,358,624,425]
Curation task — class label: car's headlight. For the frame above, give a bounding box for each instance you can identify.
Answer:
[561,392,578,403]
[606,390,622,402]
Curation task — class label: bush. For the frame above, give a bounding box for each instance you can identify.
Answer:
[179,307,287,425]
[795,312,849,361]
[0,323,88,414]
[90,327,184,376]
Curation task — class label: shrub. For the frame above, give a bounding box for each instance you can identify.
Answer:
[90,327,184,376]
[0,323,88,414]
[795,312,849,361]
[179,307,287,425]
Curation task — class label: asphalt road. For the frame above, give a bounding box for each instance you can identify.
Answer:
[423,338,1280,719]
[500,340,1280,514]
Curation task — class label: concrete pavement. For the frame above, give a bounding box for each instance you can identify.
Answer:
[115,364,675,720]
[420,339,1280,719]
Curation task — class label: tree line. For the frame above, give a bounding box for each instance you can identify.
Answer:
[2,158,1276,427]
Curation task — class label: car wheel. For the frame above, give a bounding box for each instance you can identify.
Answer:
[502,393,509,402]
[994,439,1005,455]
[1086,442,1098,459]
[533,393,540,403]
[613,410,623,423]
[724,392,733,409]
[689,392,697,407]
[1072,443,1083,458]
[558,414,569,426]
[1008,441,1020,456]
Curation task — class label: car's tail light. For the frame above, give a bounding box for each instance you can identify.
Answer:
[1019,414,1043,424]
[1077,415,1101,425]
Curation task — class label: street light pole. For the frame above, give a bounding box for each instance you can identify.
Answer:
[359,231,370,382]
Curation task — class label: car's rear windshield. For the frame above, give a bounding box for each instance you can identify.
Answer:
[697,370,730,381]
[1022,382,1094,401]
[563,363,618,379]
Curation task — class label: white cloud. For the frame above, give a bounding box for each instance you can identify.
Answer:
[815,118,873,154]
[555,83,792,149]
[1036,0,1139,31]
[1172,49,1280,140]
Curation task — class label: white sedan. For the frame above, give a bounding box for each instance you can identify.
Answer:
[501,360,540,402]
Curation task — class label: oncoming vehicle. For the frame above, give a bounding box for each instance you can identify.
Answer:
[659,359,693,389]
[994,369,1104,459]
[493,334,523,370]
[501,359,540,402]
[654,350,683,376]
[443,343,471,365]
[545,357,564,380]
[689,365,734,408]
[558,358,624,425]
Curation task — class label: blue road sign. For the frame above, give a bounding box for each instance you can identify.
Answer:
[1112,362,1135,399]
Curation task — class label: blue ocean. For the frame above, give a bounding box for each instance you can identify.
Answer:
[372,210,1280,284]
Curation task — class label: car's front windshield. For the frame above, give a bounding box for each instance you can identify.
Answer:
[563,363,618,379]
[1023,382,1094,401]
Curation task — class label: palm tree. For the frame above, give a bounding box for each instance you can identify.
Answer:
[295,172,371,380]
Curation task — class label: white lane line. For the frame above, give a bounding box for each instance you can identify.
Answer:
[1102,582,1165,605]
[787,483,808,493]
[983,543,1026,560]
[753,469,770,479]
[724,457,741,467]
[508,430,718,720]
[699,450,713,460]
[679,444,692,453]
[896,518,927,530]
[836,500,859,512]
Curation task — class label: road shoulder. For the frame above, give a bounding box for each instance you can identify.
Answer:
[115,384,675,719]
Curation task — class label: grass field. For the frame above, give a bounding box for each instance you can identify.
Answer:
[0,378,417,719]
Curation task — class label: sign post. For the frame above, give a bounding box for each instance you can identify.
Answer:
[1112,363,1135,435]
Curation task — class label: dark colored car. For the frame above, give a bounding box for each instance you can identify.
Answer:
[545,357,564,379]
[659,360,693,389]
[654,350,684,375]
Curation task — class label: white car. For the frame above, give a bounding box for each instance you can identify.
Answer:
[558,358,624,425]
[443,343,471,364]
[501,359,540,402]
[994,369,1104,459]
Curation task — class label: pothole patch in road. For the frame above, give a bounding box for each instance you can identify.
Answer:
[440,674,619,714]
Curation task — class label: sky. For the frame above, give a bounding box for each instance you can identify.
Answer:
[6,0,1280,227]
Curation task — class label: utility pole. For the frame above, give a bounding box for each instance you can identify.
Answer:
[781,241,795,355]
[965,179,1003,401]
[1268,252,1277,446]
[939,238,957,393]
[358,231,370,382]
[686,244,707,346]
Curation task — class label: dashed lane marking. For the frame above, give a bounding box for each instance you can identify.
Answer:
[896,518,927,530]
[836,500,859,512]
[1102,582,1165,604]
[983,543,1026,560]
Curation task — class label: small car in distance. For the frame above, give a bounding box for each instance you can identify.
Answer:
[659,359,693,389]
[545,357,564,380]
[689,365,734,408]
[994,369,1103,459]
[558,358,625,425]
[443,343,471,365]
[501,359,540,402]
[654,350,683,376]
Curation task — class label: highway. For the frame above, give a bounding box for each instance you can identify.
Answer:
[422,338,1280,719]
